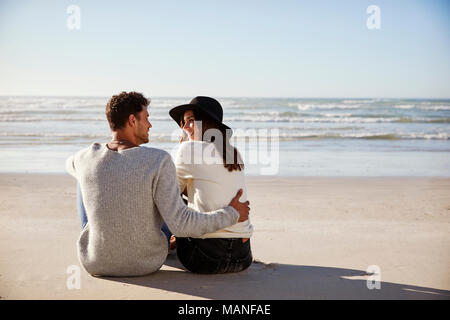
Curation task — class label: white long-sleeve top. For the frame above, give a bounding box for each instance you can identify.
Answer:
[175,141,254,239]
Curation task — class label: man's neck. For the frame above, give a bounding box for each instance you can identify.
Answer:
[108,132,139,151]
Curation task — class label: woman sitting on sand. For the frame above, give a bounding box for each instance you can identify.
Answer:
[168,96,253,274]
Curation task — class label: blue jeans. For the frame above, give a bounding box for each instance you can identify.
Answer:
[76,183,172,246]
[77,183,88,229]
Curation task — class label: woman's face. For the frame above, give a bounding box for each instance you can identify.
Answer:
[182,110,200,141]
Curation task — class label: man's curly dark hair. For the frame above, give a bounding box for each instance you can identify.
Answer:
[106,91,150,130]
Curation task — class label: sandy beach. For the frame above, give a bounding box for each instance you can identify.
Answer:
[0,173,449,300]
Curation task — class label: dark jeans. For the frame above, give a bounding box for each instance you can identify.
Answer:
[176,237,253,274]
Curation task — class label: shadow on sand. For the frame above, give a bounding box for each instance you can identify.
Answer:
[102,256,450,300]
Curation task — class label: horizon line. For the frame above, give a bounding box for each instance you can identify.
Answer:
[1,94,450,100]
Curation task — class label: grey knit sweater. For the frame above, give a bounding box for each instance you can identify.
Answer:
[65,143,239,276]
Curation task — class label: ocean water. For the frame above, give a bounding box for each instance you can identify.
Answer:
[0,96,449,176]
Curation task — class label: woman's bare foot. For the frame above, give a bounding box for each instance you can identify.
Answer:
[169,235,177,250]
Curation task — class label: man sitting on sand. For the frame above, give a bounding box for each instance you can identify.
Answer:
[65,91,250,277]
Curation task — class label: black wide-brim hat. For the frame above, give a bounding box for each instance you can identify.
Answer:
[169,96,232,133]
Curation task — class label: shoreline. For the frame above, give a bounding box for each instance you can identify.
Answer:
[2,172,450,178]
[0,173,449,299]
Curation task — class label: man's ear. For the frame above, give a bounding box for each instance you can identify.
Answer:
[128,114,136,127]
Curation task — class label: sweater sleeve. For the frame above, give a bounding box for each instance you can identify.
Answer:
[153,155,239,237]
[65,154,77,178]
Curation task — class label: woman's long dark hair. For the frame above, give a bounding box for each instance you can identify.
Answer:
[179,110,244,172]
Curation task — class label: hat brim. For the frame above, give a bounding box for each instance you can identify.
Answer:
[169,103,232,132]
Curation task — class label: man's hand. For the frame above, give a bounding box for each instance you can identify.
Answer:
[228,189,250,222]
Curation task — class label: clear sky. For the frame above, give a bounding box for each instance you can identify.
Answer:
[0,0,449,98]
